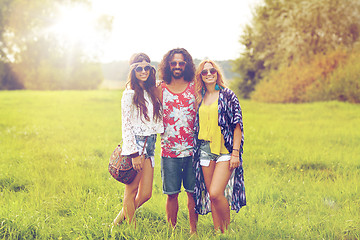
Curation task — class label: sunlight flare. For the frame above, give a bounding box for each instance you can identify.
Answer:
[47,3,106,57]
[51,5,95,43]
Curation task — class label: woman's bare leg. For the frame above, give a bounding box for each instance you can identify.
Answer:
[113,158,154,225]
[113,170,142,225]
[201,162,222,229]
[135,158,154,208]
[208,161,232,232]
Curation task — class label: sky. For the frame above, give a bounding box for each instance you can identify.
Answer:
[90,0,261,62]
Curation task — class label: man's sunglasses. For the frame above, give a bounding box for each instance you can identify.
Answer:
[135,65,151,72]
[201,68,217,76]
[170,61,186,67]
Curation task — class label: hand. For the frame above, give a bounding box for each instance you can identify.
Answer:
[229,154,240,170]
[132,155,145,172]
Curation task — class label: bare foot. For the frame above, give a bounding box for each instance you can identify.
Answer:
[113,208,125,225]
[190,230,197,238]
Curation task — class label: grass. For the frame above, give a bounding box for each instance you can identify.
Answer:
[0,90,359,239]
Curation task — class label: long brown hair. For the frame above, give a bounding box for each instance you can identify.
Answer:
[126,53,162,122]
[158,48,195,84]
[194,59,226,107]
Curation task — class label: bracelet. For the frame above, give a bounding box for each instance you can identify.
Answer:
[129,152,139,158]
[233,149,240,152]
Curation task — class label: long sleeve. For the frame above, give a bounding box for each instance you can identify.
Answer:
[193,88,246,215]
[121,90,138,155]
[219,88,246,211]
[219,88,244,155]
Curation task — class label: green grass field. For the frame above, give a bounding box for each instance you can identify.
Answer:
[0,90,359,239]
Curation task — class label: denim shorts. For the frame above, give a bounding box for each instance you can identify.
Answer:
[135,134,157,168]
[161,156,195,195]
[199,141,231,167]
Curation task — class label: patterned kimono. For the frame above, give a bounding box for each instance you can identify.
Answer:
[193,87,246,215]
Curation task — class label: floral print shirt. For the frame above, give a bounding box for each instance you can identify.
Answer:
[193,87,246,215]
[161,81,196,158]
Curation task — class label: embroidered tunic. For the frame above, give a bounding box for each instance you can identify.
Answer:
[161,81,196,158]
[193,87,246,215]
[121,89,164,155]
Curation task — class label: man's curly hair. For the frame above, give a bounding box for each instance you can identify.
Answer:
[158,48,195,84]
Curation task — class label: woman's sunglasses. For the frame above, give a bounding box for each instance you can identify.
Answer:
[135,65,151,72]
[201,68,217,76]
[170,61,186,67]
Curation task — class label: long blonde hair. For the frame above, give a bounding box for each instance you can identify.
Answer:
[194,59,226,107]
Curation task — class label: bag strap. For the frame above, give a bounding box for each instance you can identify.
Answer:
[127,136,149,158]
[140,136,148,155]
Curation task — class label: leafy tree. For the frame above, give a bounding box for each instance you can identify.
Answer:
[0,0,24,89]
[0,0,11,61]
[0,0,112,90]
[251,49,348,103]
[233,0,360,98]
[12,39,103,90]
[323,45,360,103]
[0,62,23,89]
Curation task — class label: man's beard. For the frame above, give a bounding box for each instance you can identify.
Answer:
[171,68,184,79]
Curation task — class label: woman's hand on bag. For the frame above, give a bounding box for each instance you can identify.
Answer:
[229,154,240,170]
[132,155,145,172]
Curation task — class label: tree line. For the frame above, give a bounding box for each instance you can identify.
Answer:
[1,0,360,103]
[231,0,360,103]
[101,59,236,84]
[0,0,236,91]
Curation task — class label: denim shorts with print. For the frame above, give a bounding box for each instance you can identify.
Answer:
[161,156,195,195]
[135,134,157,168]
[199,140,231,167]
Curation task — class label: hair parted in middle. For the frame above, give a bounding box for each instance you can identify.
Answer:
[126,52,162,122]
[194,59,226,107]
[158,48,196,84]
